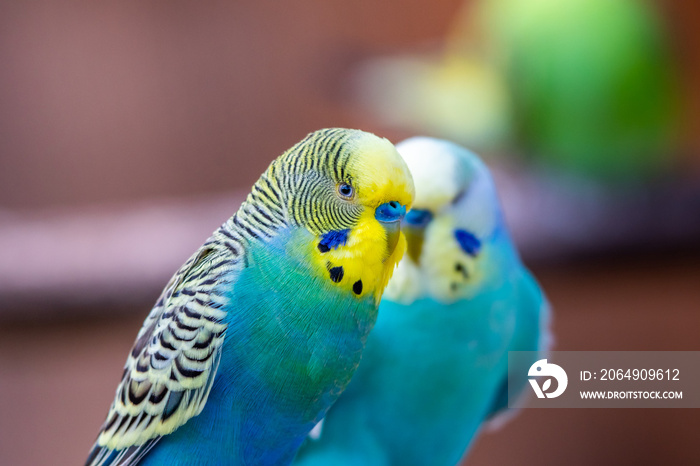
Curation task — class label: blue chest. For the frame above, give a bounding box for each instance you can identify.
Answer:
[329,287,518,466]
[142,228,376,465]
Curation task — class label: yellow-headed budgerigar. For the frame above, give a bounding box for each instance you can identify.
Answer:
[294,137,550,466]
[85,128,414,466]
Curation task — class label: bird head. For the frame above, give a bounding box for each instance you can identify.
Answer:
[272,128,415,304]
[386,136,509,304]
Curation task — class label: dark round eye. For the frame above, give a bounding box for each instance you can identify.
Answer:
[337,183,354,200]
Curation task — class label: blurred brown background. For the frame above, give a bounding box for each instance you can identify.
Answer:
[0,1,699,465]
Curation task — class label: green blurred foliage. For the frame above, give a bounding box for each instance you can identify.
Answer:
[478,0,679,180]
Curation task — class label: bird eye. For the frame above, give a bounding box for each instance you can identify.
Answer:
[451,189,467,205]
[337,183,354,200]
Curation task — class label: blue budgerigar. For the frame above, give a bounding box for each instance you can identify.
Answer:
[294,137,550,466]
[85,128,415,466]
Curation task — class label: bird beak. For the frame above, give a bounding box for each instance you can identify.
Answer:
[375,201,407,260]
[402,209,432,264]
[403,226,424,264]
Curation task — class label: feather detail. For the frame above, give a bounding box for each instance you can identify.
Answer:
[87,236,240,464]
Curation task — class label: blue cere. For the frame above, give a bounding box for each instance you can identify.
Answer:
[404,209,433,228]
[455,229,481,257]
[375,201,406,223]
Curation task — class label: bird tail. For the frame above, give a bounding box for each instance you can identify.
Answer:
[85,438,159,466]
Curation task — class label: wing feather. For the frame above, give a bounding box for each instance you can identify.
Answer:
[87,239,240,465]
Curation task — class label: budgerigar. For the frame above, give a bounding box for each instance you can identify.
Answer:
[85,128,414,466]
[294,137,550,466]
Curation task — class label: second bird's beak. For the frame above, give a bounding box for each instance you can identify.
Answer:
[402,209,432,264]
[375,201,407,261]
[403,227,424,264]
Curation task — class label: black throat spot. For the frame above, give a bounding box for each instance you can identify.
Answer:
[353,280,363,295]
[329,266,344,283]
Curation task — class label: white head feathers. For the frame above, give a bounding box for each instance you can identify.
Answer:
[396,137,501,239]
